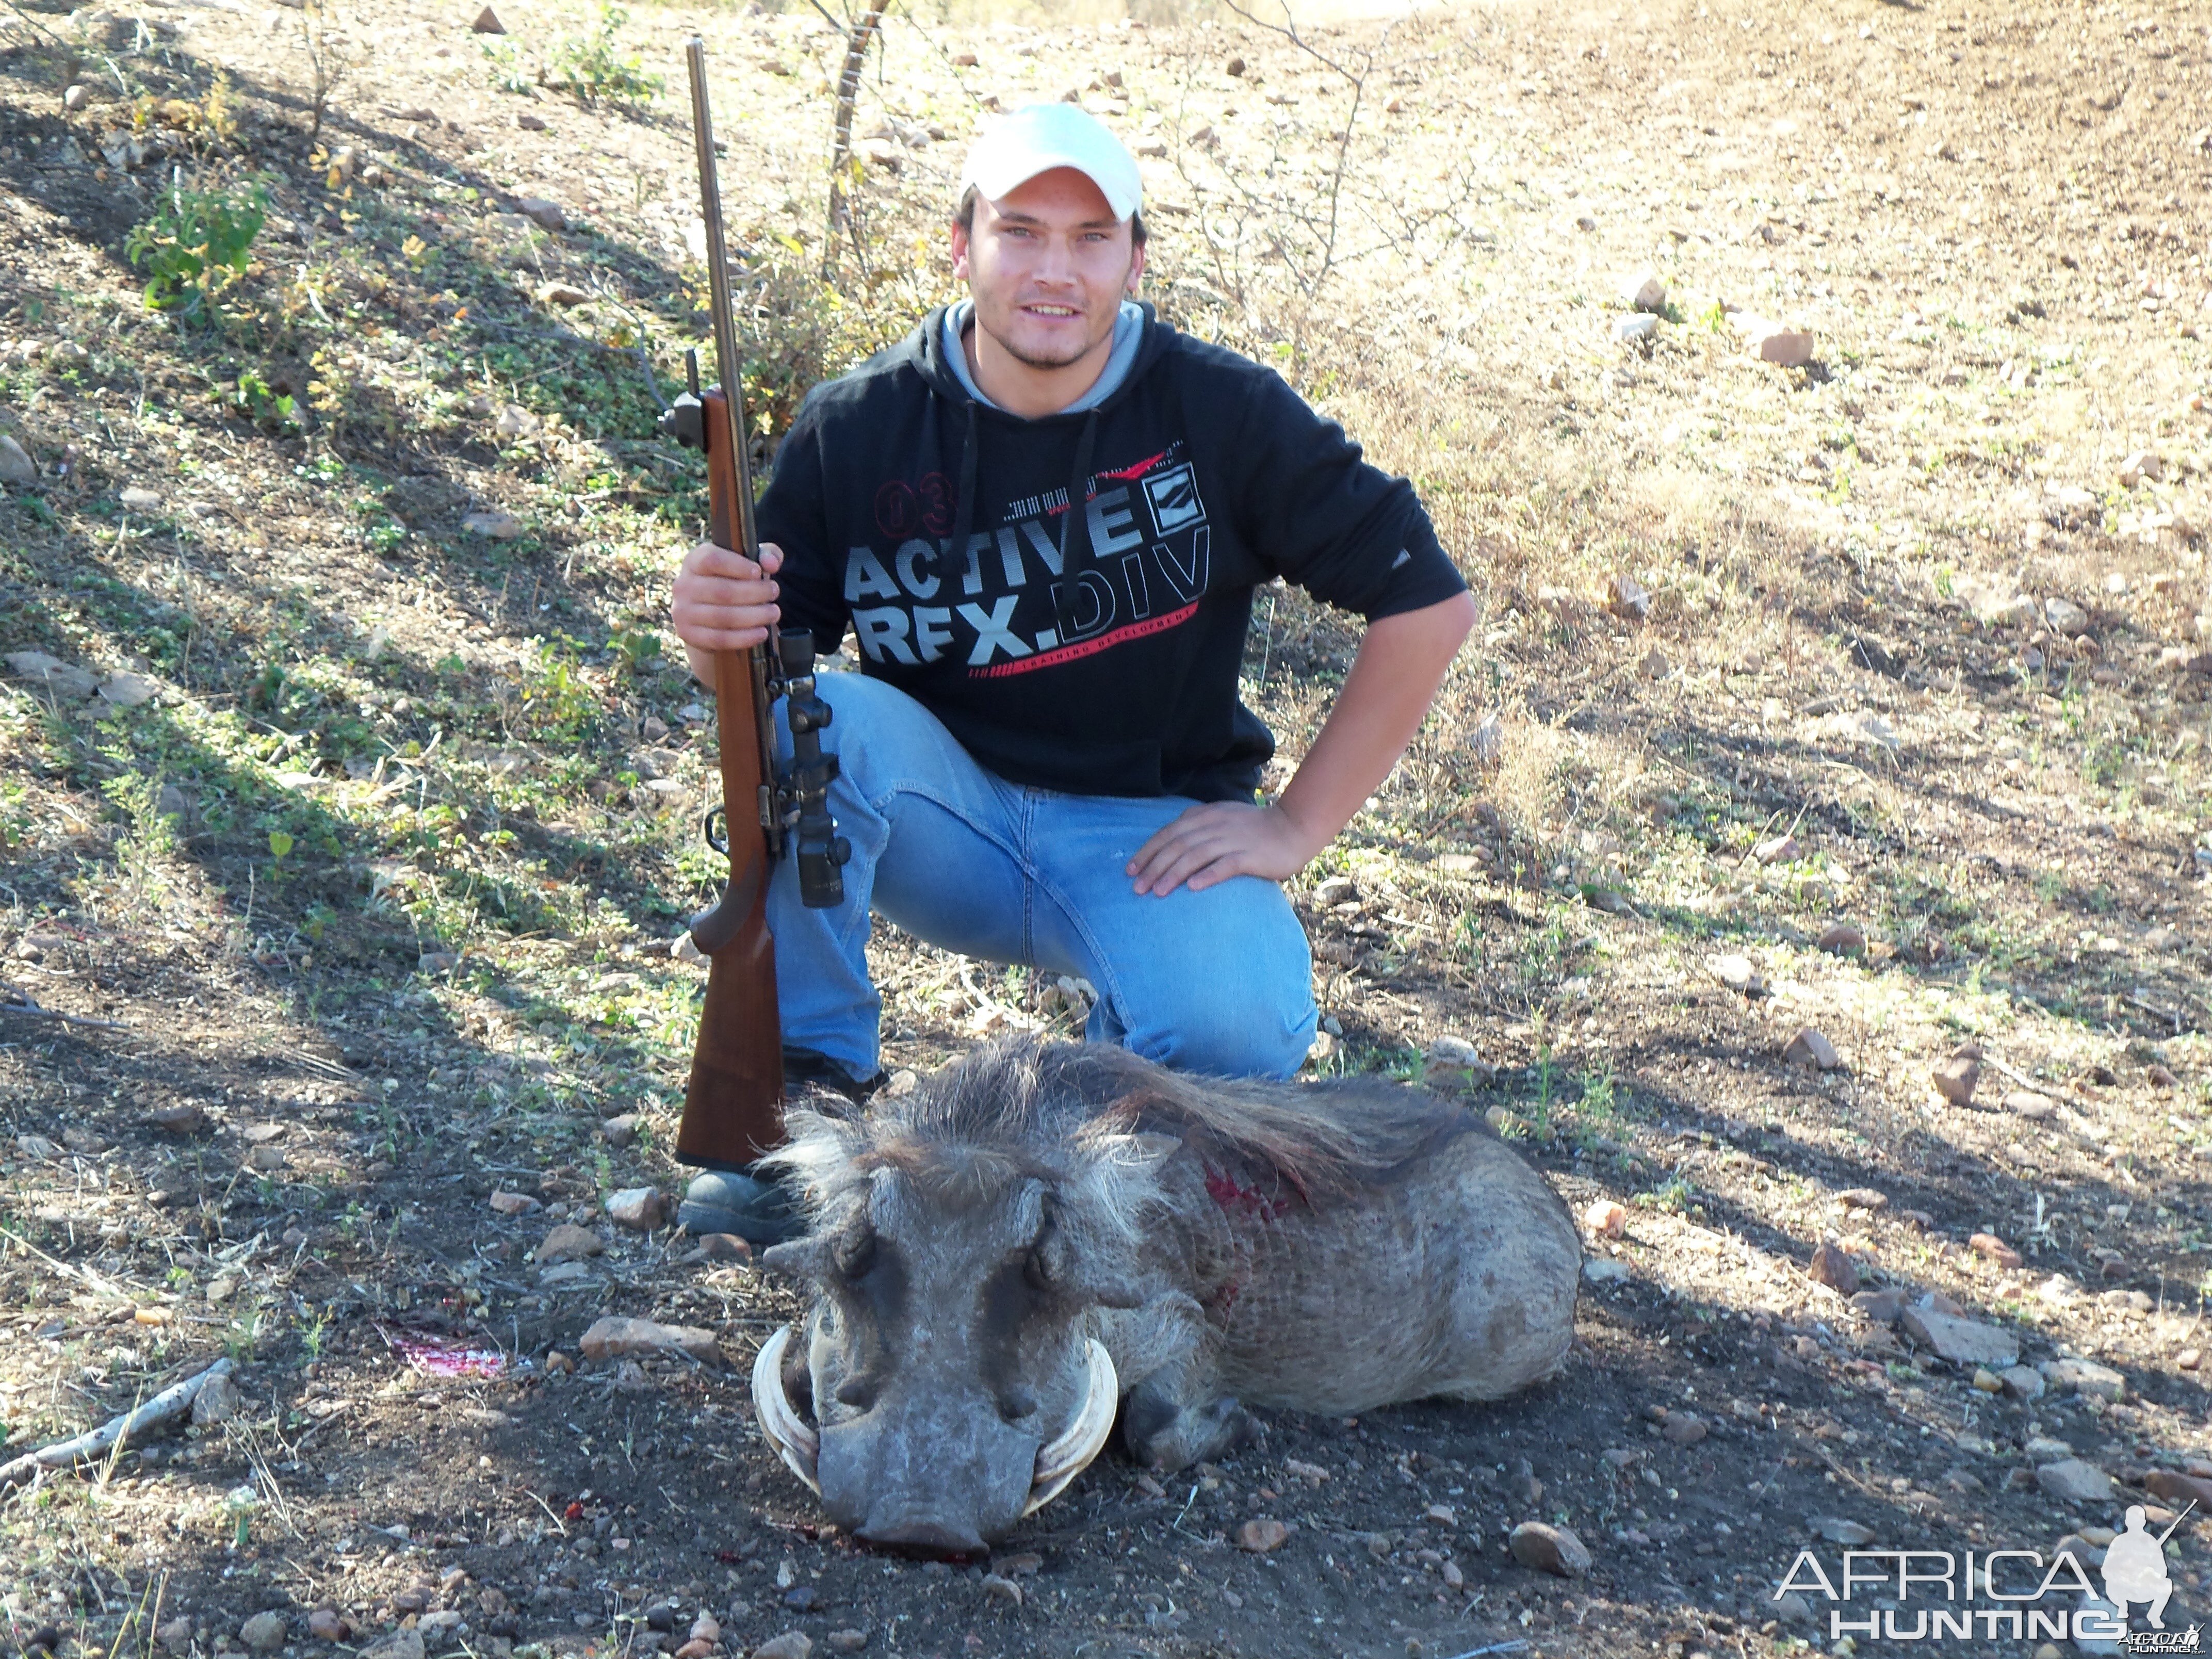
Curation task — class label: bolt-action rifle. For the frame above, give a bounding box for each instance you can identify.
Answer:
[660,38,849,1174]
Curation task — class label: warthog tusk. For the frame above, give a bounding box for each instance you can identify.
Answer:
[750,1326,821,1495]
[1022,1339,1117,1518]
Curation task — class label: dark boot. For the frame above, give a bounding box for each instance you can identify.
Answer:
[677,1049,884,1245]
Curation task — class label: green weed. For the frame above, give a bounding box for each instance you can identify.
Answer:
[125,173,268,321]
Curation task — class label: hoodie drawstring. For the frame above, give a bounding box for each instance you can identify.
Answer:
[942,399,980,589]
[1051,407,1100,641]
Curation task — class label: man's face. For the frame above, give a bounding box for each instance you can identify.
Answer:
[951,167,1143,371]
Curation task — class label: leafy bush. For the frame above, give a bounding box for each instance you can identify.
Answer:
[547,6,663,105]
[125,173,267,320]
[483,5,663,107]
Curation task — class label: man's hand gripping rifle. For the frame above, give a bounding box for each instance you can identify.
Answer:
[660,38,850,1173]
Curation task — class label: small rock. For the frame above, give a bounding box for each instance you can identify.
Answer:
[1817,922,1866,956]
[1709,953,1765,996]
[2118,450,2164,487]
[2179,1348,2202,1371]
[578,1315,719,1365]
[1662,1411,1706,1445]
[601,1113,641,1147]
[1753,326,1815,367]
[2025,1435,2075,1462]
[2045,595,2090,636]
[980,1573,1022,1607]
[2144,1469,2212,1508]
[1851,1288,1906,1324]
[534,281,590,307]
[514,197,566,232]
[753,1629,814,1656]
[1835,1186,1889,1211]
[1999,1365,2045,1401]
[360,1627,427,1659]
[157,1618,196,1650]
[1313,875,1358,905]
[1507,1521,1590,1578]
[2036,1458,2112,1505]
[1808,1243,1859,1295]
[605,1186,664,1230]
[673,1642,711,1658]
[462,510,524,540]
[1784,1027,1842,1070]
[1583,1257,1630,1284]
[2040,1357,2126,1401]
[1599,573,1650,621]
[993,1552,1043,1577]
[1423,1503,1457,1527]
[488,1191,540,1216]
[2002,1089,2058,1120]
[191,1370,242,1426]
[687,1617,719,1648]
[515,111,547,131]
[825,1635,867,1655]
[62,84,90,112]
[120,486,161,510]
[1752,833,1801,865]
[535,1223,604,1264]
[1773,1591,1813,1625]
[471,5,505,32]
[1931,1056,1980,1104]
[1810,1516,1876,1545]
[307,1608,348,1643]
[7,650,98,699]
[240,1614,287,1654]
[1969,1232,2022,1270]
[1897,1208,1935,1230]
[1236,1517,1290,1553]
[688,1233,752,1264]
[1972,1367,2004,1393]
[1583,1199,1629,1240]
[1622,270,1666,313]
[494,405,533,440]
[1899,1308,2019,1368]
[1614,313,1658,344]
[0,434,36,484]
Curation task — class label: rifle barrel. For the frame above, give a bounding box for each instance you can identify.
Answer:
[684,38,759,558]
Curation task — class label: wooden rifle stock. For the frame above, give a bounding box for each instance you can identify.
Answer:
[674,41,786,1173]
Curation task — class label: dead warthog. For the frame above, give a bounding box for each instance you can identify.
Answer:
[750,1038,1579,1553]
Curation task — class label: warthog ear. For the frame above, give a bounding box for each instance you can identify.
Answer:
[758,1236,836,1281]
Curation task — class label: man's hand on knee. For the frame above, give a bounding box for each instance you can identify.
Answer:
[672,539,784,681]
[1127,801,1324,897]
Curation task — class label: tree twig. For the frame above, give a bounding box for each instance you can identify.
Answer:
[0,1359,234,1489]
[1,985,130,1031]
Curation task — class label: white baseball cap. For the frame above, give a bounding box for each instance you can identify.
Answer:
[959,103,1143,222]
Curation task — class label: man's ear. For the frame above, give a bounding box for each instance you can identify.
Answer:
[1126,237,1146,295]
[950,218,972,284]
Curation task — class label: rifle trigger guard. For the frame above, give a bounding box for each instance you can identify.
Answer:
[702,804,728,855]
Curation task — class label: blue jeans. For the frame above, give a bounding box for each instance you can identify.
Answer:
[763,672,1317,1082]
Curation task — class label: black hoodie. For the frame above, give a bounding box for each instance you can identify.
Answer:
[754,303,1466,802]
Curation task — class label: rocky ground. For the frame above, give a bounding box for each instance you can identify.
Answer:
[3,0,2211,1656]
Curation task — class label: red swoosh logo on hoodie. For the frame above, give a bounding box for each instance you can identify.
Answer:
[1043,450,1172,516]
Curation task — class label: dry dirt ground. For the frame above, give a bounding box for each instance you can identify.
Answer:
[4,0,2212,1655]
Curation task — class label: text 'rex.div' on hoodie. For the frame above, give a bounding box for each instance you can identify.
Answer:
[753,303,1467,802]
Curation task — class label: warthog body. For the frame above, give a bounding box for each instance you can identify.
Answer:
[753,1038,1579,1553]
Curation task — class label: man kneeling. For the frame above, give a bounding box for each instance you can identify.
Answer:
[668,104,1476,1242]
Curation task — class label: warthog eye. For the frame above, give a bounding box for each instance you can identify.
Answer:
[998,1386,1039,1423]
[834,1229,877,1280]
[833,1375,878,1410]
